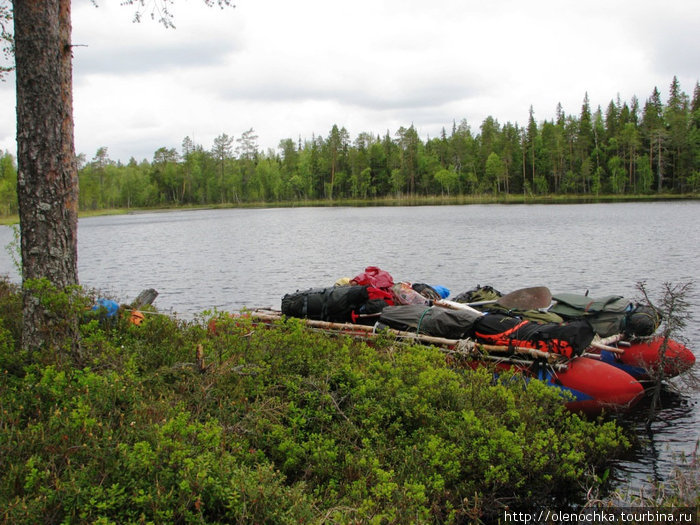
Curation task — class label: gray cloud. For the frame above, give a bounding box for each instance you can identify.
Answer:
[209,64,486,114]
[2,0,699,165]
[648,31,700,86]
[73,41,237,76]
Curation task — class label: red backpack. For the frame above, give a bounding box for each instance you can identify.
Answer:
[351,266,394,289]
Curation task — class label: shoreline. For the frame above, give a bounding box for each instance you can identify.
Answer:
[1,192,698,226]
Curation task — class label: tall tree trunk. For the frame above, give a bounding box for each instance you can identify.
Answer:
[13,0,79,350]
[656,135,663,192]
[530,144,535,190]
[522,140,526,195]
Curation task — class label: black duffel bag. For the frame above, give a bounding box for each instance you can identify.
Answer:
[281,285,370,323]
[378,305,481,339]
[325,285,370,322]
[281,287,329,320]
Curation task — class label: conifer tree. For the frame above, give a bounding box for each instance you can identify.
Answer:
[526,106,538,191]
[642,87,667,191]
[665,76,691,190]
[577,94,594,191]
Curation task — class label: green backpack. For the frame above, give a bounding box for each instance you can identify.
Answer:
[549,294,630,337]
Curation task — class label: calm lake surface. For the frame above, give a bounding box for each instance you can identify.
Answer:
[0,201,698,494]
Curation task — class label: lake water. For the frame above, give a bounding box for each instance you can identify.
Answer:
[0,201,698,495]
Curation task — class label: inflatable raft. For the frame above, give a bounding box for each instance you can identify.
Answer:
[467,355,645,416]
[271,268,695,416]
[596,336,695,381]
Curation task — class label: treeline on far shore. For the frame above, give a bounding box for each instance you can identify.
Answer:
[0,76,698,216]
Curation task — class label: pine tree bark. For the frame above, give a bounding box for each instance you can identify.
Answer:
[13,0,79,350]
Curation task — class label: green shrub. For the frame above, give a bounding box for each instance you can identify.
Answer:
[0,287,634,524]
[0,277,21,345]
[202,318,629,521]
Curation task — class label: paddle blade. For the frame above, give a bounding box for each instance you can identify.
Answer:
[497,286,552,310]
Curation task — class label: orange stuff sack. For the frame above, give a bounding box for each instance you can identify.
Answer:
[130,310,145,326]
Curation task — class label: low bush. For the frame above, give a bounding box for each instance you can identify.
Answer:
[0,281,631,523]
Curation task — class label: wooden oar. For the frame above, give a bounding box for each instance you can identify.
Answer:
[454,286,553,311]
[494,286,552,310]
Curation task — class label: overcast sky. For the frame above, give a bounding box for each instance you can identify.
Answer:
[0,0,698,164]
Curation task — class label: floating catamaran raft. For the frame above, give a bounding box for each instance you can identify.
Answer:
[242,266,695,416]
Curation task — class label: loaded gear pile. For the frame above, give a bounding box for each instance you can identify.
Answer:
[240,265,695,416]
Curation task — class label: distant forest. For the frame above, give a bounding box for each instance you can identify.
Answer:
[0,76,698,214]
